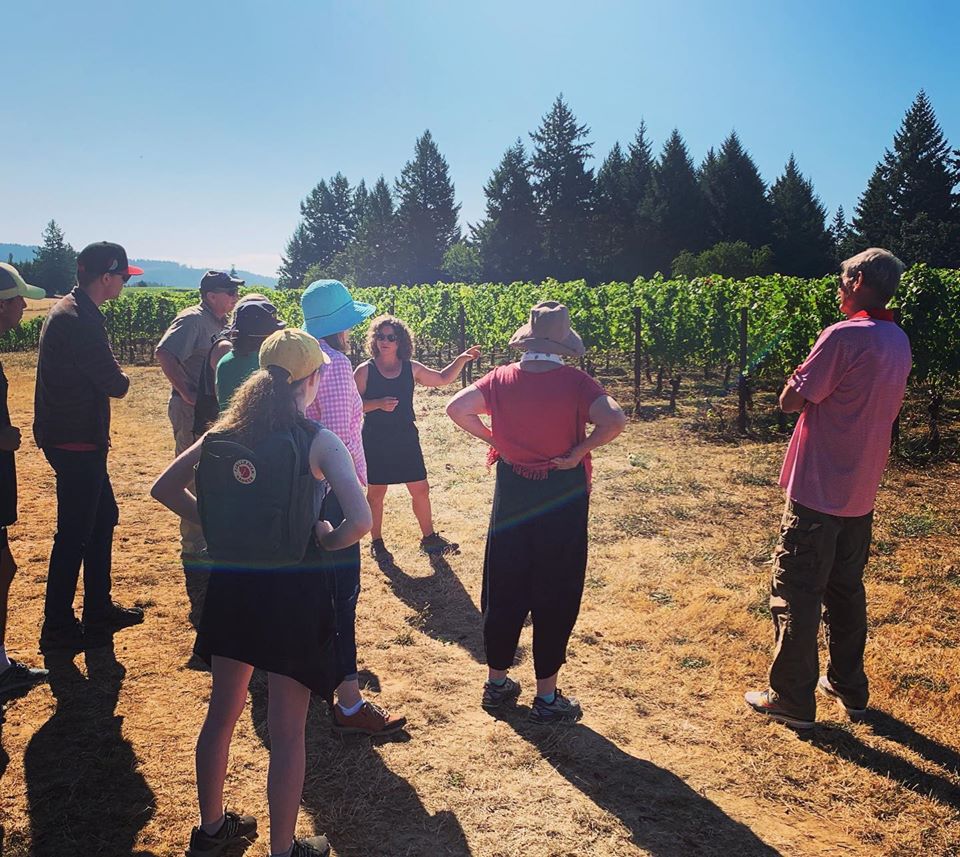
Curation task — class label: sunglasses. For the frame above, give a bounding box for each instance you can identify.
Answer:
[209,287,239,296]
[109,272,132,284]
[375,333,397,342]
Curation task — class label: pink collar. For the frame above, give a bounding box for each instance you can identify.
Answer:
[850,308,895,322]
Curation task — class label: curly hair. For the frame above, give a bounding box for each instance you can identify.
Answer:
[209,366,316,448]
[366,314,414,361]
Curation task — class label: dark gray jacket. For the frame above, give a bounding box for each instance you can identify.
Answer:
[33,287,129,449]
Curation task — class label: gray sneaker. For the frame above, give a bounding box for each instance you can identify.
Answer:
[0,660,49,696]
[290,834,331,856]
[528,689,583,724]
[818,676,868,719]
[481,676,521,709]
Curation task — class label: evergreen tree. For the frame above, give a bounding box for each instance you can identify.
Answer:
[830,206,857,263]
[33,220,77,297]
[441,242,482,282]
[279,173,360,288]
[593,142,633,280]
[641,129,706,273]
[853,91,960,265]
[623,121,656,277]
[700,132,773,248]
[530,95,594,280]
[768,155,835,276]
[475,139,540,282]
[851,163,898,249]
[355,176,400,286]
[395,130,461,283]
[278,223,312,289]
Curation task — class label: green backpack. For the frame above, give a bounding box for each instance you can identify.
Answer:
[196,424,323,566]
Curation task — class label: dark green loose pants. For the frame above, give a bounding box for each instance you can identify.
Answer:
[768,499,873,720]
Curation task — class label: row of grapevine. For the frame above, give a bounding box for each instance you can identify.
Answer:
[3,268,958,397]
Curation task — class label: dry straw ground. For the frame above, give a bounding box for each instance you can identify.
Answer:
[0,352,958,857]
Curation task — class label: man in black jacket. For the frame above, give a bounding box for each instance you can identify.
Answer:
[34,242,146,653]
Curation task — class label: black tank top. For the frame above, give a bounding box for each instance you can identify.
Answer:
[363,360,416,430]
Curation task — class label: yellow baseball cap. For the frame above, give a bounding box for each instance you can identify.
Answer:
[0,262,45,301]
[259,328,330,383]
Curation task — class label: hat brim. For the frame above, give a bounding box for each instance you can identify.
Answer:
[508,328,585,358]
[21,283,47,300]
[304,300,376,340]
[124,265,145,276]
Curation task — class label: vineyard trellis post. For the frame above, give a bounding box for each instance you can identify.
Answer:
[633,307,642,416]
[737,307,749,435]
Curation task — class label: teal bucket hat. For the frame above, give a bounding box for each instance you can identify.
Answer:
[301,279,376,340]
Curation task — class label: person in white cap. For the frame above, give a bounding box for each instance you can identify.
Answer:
[0,263,49,695]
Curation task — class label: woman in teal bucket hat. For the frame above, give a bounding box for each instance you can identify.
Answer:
[300,280,406,735]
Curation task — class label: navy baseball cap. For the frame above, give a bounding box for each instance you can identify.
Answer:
[200,270,245,293]
[77,242,144,278]
[232,299,285,338]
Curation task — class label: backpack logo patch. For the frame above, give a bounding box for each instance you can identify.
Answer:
[233,459,257,484]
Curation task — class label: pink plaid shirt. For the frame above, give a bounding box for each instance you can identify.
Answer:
[305,339,367,486]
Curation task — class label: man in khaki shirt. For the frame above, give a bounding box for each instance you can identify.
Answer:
[155,270,240,558]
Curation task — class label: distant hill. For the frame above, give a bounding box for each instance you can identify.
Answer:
[1,243,277,289]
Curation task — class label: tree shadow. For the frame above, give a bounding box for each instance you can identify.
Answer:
[490,707,781,856]
[23,644,160,856]
[377,553,485,664]
[248,676,472,857]
[806,712,960,810]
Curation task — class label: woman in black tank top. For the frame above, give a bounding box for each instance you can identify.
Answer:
[355,315,480,561]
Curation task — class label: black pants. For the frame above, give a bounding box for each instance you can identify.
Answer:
[481,462,589,680]
[768,499,873,719]
[43,448,119,629]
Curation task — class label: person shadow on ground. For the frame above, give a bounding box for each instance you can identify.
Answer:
[807,709,960,810]
[248,674,473,857]
[488,706,782,857]
[376,552,485,664]
[22,642,158,856]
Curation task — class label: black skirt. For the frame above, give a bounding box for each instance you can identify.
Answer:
[363,422,427,485]
[193,549,341,700]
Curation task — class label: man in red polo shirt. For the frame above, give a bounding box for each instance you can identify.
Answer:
[745,248,912,730]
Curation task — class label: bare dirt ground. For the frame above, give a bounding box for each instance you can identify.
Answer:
[1,352,958,857]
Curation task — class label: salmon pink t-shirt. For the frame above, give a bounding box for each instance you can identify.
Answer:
[473,363,606,485]
[779,312,911,517]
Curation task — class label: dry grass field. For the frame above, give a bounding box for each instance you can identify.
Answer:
[21,299,57,323]
[0,352,958,857]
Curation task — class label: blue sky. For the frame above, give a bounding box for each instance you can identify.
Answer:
[2,0,958,277]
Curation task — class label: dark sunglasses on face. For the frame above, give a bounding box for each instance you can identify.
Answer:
[110,272,132,283]
[376,333,397,342]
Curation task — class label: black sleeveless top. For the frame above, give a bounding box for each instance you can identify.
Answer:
[363,360,416,429]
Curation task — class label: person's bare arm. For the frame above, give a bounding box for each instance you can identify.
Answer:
[310,428,372,551]
[150,436,204,525]
[779,381,806,414]
[552,395,627,470]
[209,340,232,372]
[155,347,197,405]
[445,385,494,446]
[412,346,481,387]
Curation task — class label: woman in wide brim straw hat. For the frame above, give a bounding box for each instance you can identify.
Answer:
[151,328,372,857]
[446,301,627,724]
[300,280,405,735]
